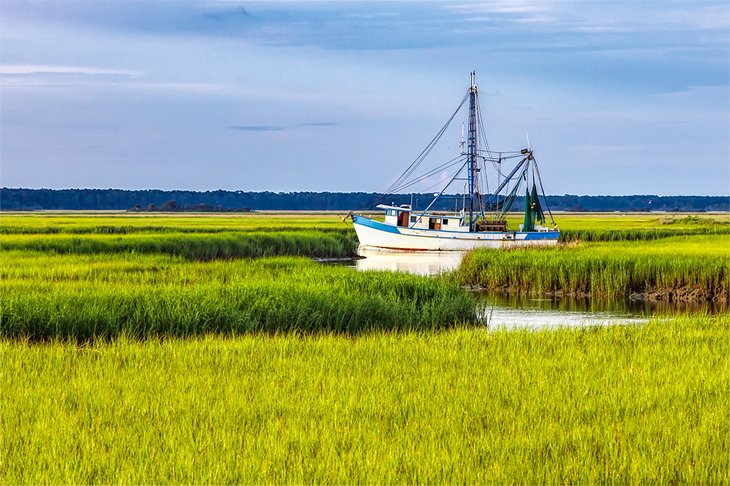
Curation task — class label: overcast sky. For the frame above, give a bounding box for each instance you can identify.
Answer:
[1,1,728,195]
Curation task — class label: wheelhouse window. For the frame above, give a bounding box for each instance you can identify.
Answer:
[442,219,449,225]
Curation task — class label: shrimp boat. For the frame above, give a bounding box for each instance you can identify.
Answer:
[352,72,559,251]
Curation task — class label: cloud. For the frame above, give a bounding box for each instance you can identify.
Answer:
[0,63,142,88]
[300,122,337,127]
[0,65,229,94]
[0,1,460,52]
[228,125,285,132]
[446,1,730,34]
[0,64,140,76]
[228,122,338,132]
[201,5,251,20]
[446,1,549,15]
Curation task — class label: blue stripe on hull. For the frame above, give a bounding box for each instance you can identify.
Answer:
[352,214,560,241]
[523,231,560,240]
[352,214,402,234]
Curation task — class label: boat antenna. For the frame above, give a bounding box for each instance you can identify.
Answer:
[525,125,531,151]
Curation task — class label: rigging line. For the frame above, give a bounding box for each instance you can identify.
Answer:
[389,160,465,194]
[487,160,508,179]
[474,98,489,214]
[483,155,523,164]
[418,174,462,194]
[475,93,491,158]
[480,152,523,159]
[386,132,445,194]
[388,157,466,195]
[497,164,528,219]
[392,153,465,187]
[481,155,516,180]
[485,155,529,206]
[383,90,469,195]
[471,95,488,219]
[477,150,524,160]
[532,156,556,225]
[389,155,467,193]
[477,118,492,161]
[475,93,492,156]
[411,160,469,223]
[476,102,509,170]
[482,156,490,196]
[477,149,522,153]
[478,156,490,215]
[478,149,522,154]
[390,163,467,195]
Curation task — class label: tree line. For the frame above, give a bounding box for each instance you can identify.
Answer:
[1,188,727,212]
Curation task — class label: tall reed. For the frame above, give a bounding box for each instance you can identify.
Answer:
[559,226,729,242]
[3,317,727,483]
[1,252,476,340]
[457,235,729,299]
[1,231,357,259]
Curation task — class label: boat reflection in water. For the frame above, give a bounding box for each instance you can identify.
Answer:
[355,247,465,275]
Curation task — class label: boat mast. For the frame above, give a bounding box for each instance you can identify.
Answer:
[467,71,478,232]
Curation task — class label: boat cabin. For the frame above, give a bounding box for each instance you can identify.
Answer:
[376,204,469,232]
[379,204,412,227]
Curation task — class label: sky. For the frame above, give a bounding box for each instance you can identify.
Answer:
[1,0,728,195]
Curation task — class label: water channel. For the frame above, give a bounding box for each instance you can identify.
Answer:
[342,247,716,329]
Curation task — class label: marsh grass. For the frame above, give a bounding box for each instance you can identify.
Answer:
[0,213,350,233]
[0,213,358,259]
[0,230,357,260]
[457,235,729,299]
[1,252,475,340]
[2,212,728,483]
[533,213,730,242]
[0,213,475,340]
[559,225,729,242]
[3,317,727,484]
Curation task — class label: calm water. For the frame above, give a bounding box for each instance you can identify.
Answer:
[355,247,464,275]
[476,294,649,329]
[340,247,717,329]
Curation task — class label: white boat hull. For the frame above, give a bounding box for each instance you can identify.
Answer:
[352,215,559,251]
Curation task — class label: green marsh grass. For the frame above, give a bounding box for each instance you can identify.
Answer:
[1,252,476,340]
[2,212,729,483]
[558,213,730,242]
[5,212,727,242]
[457,235,730,299]
[501,213,730,242]
[0,212,358,258]
[0,230,357,260]
[3,316,727,483]
[0,213,350,233]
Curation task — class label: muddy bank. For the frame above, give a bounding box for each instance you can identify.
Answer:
[634,285,728,304]
[465,285,729,305]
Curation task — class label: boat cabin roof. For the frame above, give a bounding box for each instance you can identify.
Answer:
[376,204,411,212]
[376,204,463,220]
